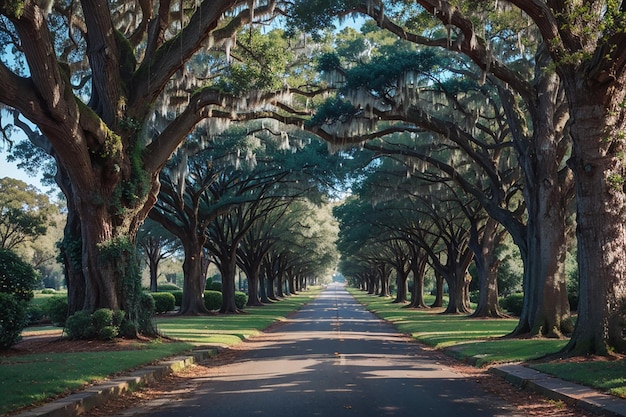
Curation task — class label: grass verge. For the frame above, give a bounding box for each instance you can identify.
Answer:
[1,288,320,414]
[347,287,625,398]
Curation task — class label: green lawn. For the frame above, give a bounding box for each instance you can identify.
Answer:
[348,287,625,398]
[1,288,320,415]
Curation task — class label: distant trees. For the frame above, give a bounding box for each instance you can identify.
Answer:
[0,177,56,251]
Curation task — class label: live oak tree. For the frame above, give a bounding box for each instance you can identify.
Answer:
[0,0,289,326]
[286,2,577,338]
[137,218,180,292]
[289,0,626,355]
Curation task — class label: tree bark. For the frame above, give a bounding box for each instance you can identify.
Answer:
[470,217,507,318]
[179,238,210,315]
[407,254,429,309]
[564,88,626,354]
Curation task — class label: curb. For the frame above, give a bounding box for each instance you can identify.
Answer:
[12,348,217,417]
[491,364,626,417]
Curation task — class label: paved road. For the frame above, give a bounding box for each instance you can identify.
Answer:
[133,284,521,417]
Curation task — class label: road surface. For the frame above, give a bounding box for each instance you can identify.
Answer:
[132,284,522,416]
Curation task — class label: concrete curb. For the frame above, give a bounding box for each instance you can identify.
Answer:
[491,364,626,417]
[12,348,217,417]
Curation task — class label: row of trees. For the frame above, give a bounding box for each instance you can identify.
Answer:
[2,0,626,355]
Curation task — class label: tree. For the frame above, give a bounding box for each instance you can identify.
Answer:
[285,4,575,338]
[0,177,56,250]
[137,218,180,292]
[0,0,286,328]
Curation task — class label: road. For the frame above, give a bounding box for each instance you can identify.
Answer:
[131,283,522,417]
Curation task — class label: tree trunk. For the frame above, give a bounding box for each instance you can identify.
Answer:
[393,269,409,303]
[245,261,263,307]
[219,250,239,313]
[179,238,210,315]
[149,255,159,292]
[470,218,507,318]
[431,272,444,308]
[563,87,626,355]
[443,269,472,314]
[407,255,428,309]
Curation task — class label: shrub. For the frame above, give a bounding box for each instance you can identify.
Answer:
[0,293,28,349]
[204,290,222,311]
[500,293,524,316]
[235,291,248,309]
[170,290,183,307]
[205,277,213,290]
[43,296,68,327]
[208,281,222,292]
[41,288,57,294]
[66,308,125,341]
[469,290,480,304]
[65,310,96,340]
[151,292,176,313]
[157,283,180,291]
[27,303,46,324]
[137,292,157,337]
[0,248,39,302]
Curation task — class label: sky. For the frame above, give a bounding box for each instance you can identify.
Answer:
[1,148,46,190]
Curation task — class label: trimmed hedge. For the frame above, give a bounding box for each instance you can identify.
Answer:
[151,292,176,313]
[204,290,222,311]
[170,290,183,307]
[500,293,524,316]
[235,291,248,309]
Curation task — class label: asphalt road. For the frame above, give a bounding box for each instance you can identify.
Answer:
[133,283,522,417]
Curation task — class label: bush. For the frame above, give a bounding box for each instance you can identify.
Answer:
[27,303,46,324]
[43,296,68,327]
[0,293,29,349]
[151,292,176,313]
[0,248,39,302]
[65,310,96,339]
[137,292,157,337]
[208,281,223,292]
[204,290,222,311]
[500,293,524,316]
[66,308,125,340]
[205,277,213,290]
[41,288,56,294]
[469,290,480,304]
[235,291,248,309]
[170,290,183,307]
[157,283,180,291]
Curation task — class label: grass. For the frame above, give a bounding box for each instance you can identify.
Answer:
[0,340,194,415]
[347,288,625,397]
[1,288,320,415]
[531,361,626,398]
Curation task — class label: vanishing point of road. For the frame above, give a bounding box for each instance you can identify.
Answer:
[130,283,524,417]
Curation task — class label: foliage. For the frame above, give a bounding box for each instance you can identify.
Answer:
[0,248,39,302]
[136,293,157,337]
[208,281,223,292]
[98,236,155,335]
[65,308,125,340]
[235,291,248,309]
[169,290,183,307]
[27,303,45,324]
[151,292,176,314]
[156,283,180,291]
[43,296,68,327]
[0,177,56,250]
[500,293,524,316]
[0,292,29,349]
[204,290,223,311]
